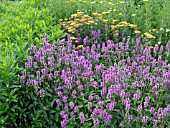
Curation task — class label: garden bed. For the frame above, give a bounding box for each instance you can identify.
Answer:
[0,0,169,127]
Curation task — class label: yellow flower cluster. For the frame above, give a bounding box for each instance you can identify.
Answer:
[117,21,129,26]
[90,1,96,4]
[134,30,141,34]
[109,20,143,37]
[144,32,156,39]
[129,24,137,28]
[59,9,151,40]
[76,45,85,50]
[132,14,136,17]
[92,13,102,19]
[110,21,137,30]
[59,12,97,34]
[70,36,76,40]
[102,10,111,15]
[102,19,108,24]
[143,0,149,2]
[108,2,112,5]
[119,13,123,16]
[68,0,87,2]
[112,19,119,24]
[120,1,125,4]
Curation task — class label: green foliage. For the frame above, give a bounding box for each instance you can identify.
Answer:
[0,0,66,48]
[0,86,20,127]
[0,0,66,127]
[0,42,22,127]
[15,83,61,127]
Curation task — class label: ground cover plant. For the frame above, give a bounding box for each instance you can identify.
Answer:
[20,32,170,127]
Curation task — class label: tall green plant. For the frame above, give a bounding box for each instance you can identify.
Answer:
[0,46,21,127]
[0,0,66,127]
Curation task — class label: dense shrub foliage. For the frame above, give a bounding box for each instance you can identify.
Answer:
[0,0,66,127]
[20,33,170,127]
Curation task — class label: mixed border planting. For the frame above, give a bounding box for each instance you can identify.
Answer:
[0,0,169,127]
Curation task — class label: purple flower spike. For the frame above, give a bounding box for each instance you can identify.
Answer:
[142,116,149,123]
[76,35,82,43]
[92,30,101,39]
[138,105,142,112]
[136,37,141,45]
[22,31,170,127]
[40,89,45,97]
[20,76,25,83]
[105,24,108,31]
[94,119,100,126]
[56,99,61,106]
[154,44,159,53]
[79,112,85,124]
[69,101,74,108]
[61,119,67,128]
[88,102,92,109]
[74,106,79,112]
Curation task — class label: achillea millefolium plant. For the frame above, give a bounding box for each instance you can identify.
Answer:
[20,33,170,127]
[58,12,142,42]
[49,0,170,47]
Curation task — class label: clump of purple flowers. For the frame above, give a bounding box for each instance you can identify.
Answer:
[20,33,170,127]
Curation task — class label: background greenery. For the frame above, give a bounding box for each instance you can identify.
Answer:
[48,0,170,46]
